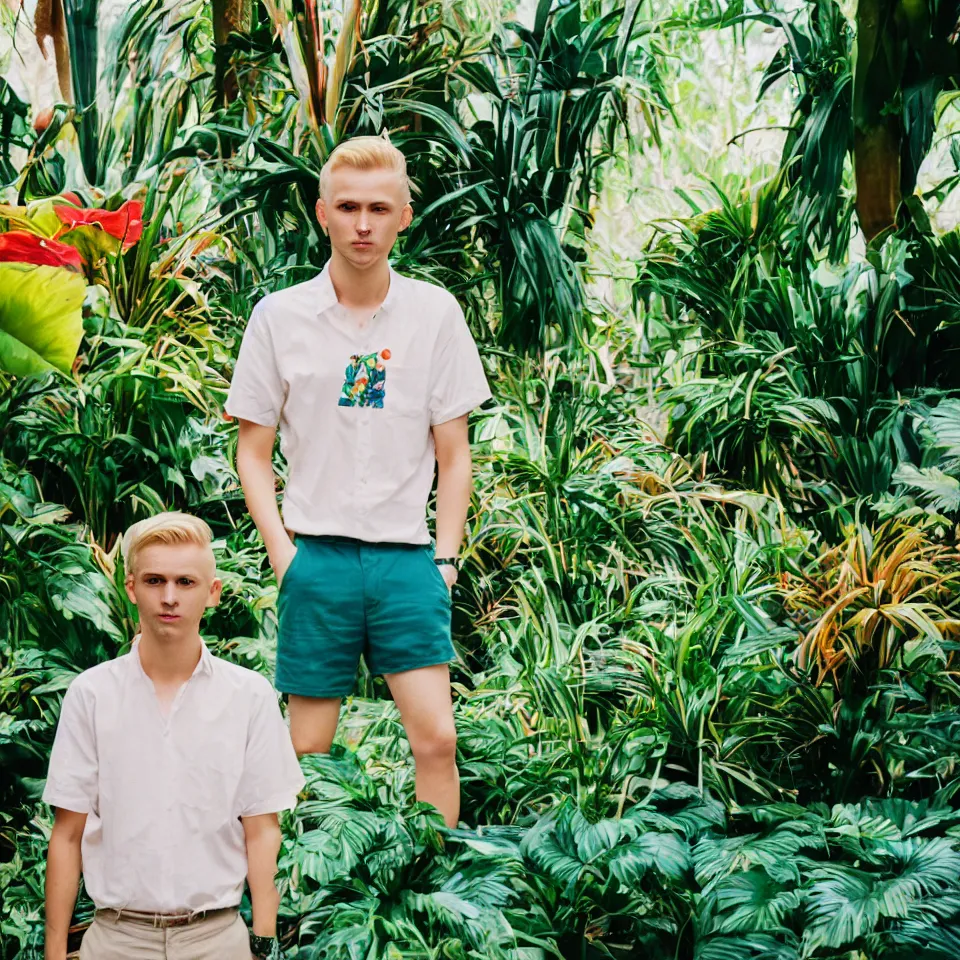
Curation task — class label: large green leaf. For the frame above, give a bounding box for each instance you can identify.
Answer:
[609,831,692,885]
[0,263,85,376]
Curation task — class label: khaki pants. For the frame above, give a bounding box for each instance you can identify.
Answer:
[78,908,252,959]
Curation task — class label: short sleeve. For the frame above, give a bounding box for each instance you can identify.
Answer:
[42,681,98,814]
[237,679,305,817]
[429,300,492,426]
[225,303,285,426]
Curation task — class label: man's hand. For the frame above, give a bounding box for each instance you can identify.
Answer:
[438,563,458,592]
[250,933,284,959]
[272,539,298,587]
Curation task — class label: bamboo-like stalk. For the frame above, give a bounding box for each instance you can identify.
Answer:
[34,0,72,101]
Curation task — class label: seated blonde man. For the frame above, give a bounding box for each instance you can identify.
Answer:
[42,512,304,960]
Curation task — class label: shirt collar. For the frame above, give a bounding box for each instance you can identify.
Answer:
[313,261,404,317]
[130,635,214,680]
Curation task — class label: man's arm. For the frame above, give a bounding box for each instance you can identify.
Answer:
[44,808,87,960]
[432,414,473,585]
[243,813,283,942]
[236,420,296,581]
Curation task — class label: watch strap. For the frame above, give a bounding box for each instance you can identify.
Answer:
[249,934,281,960]
[433,557,460,571]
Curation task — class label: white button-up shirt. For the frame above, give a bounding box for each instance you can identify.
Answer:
[224,264,492,543]
[42,641,305,913]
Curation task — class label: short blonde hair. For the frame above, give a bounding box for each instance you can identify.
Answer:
[122,512,214,577]
[319,135,412,202]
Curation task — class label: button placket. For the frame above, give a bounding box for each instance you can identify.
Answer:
[166,676,192,726]
[160,729,174,911]
[358,407,371,502]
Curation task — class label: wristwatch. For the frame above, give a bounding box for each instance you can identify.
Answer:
[433,557,460,571]
[250,934,282,960]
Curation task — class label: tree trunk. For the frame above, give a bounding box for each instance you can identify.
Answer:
[212,0,253,105]
[853,0,903,241]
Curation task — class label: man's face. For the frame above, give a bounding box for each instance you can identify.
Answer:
[125,543,222,639]
[316,167,413,269]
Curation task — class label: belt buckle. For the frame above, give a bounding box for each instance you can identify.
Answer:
[158,913,189,929]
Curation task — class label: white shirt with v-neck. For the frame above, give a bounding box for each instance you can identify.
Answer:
[42,639,304,913]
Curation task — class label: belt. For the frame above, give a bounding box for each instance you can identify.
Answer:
[95,905,237,928]
[298,534,426,549]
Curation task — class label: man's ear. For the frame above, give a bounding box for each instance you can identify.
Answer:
[399,203,413,232]
[124,574,137,605]
[206,577,224,610]
[316,197,328,233]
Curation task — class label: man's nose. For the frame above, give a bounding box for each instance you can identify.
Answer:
[357,214,371,233]
[162,584,178,606]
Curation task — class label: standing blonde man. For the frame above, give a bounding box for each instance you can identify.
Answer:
[226,136,491,828]
[43,513,304,960]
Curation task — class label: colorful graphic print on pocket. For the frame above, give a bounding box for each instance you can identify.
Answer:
[338,349,391,408]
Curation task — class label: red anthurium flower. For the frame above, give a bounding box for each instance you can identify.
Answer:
[53,199,144,248]
[58,192,83,207]
[0,230,83,269]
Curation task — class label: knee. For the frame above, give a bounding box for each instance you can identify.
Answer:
[291,727,334,757]
[410,724,458,766]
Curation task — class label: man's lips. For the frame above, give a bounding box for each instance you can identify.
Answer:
[158,613,181,621]
[352,241,373,247]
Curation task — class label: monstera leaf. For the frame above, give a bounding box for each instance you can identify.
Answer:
[0,263,85,376]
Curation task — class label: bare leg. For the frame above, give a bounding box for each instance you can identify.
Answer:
[384,664,459,827]
[287,695,342,756]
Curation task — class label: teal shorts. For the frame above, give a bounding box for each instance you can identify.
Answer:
[276,535,454,698]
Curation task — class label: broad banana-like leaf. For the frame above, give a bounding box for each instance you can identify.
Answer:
[0,199,69,237]
[0,263,85,376]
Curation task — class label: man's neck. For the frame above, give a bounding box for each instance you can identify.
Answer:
[328,251,390,310]
[137,629,203,685]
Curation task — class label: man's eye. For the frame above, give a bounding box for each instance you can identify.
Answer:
[146,578,162,585]
[179,579,194,586]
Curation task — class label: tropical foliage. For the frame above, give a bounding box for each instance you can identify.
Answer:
[3,0,960,957]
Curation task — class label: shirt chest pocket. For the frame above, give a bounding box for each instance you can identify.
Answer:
[285,358,345,421]
[380,355,429,418]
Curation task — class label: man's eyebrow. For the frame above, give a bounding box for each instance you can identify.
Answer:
[334,197,395,206]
